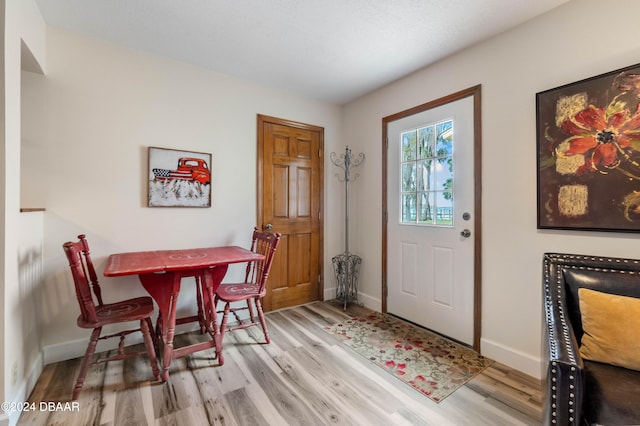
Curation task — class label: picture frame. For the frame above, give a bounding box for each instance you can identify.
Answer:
[536,63,640,232]
[148,146,212,207]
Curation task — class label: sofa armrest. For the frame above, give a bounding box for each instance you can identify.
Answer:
[544,305,584,425]
[543,254,584,426]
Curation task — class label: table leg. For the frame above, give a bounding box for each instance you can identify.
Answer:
[200,265,228,365]
[139,272,181,381]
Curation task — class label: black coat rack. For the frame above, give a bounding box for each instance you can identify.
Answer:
[330,145,365,310]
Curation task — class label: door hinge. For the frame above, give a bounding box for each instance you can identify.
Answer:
[385,137,388,150]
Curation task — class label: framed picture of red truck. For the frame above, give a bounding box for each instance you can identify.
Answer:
[148,146,212,207]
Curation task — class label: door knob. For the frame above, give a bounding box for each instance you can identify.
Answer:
[460,229,471,238]
[264,224,273,231]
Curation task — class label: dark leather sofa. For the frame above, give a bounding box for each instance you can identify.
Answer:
[543,253,640,425]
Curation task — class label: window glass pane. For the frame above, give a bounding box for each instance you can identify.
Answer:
[418,127,434,159]
[402,131,416,162]
[402,163,416,192]
[436,121,453,155]
[435,156,453,192]
[418,192,434,223]
[402,193,417,222]
[417,159,433,192]
[436,192,453,225]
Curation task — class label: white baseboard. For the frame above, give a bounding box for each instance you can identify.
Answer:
[323,288,382,312]
[43,334,147,365]
[323,286,335,301]
[23,355,44,402]
[43,337,92,365]
[355,292,381,311]
[3,354,45,426]
[481,337,543,379]
[43,321,205,365]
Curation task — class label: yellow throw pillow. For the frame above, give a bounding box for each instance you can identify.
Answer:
[578,288,640,371]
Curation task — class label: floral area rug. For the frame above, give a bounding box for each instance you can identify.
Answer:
[324,311,493,403]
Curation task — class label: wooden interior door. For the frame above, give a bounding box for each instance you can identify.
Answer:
[257,114,323,311]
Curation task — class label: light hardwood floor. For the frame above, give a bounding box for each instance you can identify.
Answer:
[18,301,543,425]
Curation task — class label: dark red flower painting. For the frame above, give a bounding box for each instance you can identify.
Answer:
[537,63,640,231]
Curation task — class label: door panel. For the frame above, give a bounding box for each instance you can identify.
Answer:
[273,165,289,217]
[297,167,311,216]
[258,115,323,311]
[383,86,482,350]
[401,242,418,294]
[271,235,288,292]
[433,246,454,306]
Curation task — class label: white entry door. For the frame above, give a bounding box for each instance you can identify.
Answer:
[387,95,475,345]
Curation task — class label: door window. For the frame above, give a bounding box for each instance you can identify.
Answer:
[400,120,453,226]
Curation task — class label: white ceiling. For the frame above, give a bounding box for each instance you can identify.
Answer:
[35,0,569,105]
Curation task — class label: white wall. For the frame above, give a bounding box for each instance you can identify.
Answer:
[20,27,342,361]
[2,1,45,425]
[343,0,640,378]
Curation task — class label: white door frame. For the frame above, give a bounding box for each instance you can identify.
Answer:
[381,85,482,351]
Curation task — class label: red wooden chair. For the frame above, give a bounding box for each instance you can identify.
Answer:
[62,235,161,400]
[214,227,281,343]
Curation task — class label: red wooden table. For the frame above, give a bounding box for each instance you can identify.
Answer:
[104,245,264,381]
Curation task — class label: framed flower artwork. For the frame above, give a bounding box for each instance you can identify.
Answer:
[537,63,640,232]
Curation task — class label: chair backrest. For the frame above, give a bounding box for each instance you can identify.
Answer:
[245,227,281,292]
[63,234,104,323]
